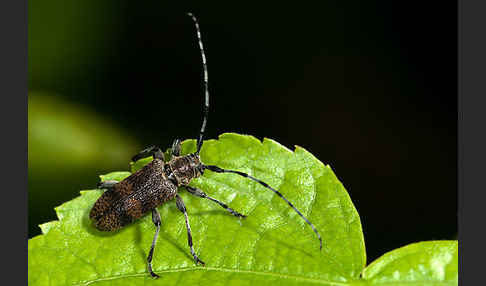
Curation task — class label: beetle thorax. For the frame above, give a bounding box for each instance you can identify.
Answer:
[167,153,203,186]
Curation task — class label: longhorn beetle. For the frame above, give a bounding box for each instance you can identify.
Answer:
[89,12,322,278]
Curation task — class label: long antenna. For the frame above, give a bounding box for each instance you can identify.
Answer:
[187,12,209,155]
[204,164,323,250]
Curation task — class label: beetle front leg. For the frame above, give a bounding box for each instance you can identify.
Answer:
[175,194,205,266]
[171,139,181,157]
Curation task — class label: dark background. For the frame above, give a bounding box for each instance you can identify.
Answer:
[28,1,457,263]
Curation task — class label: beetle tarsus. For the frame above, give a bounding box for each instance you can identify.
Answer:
[194,255,205,266]
[149,266,160,279]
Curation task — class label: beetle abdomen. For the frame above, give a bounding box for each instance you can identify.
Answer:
[90,159,178,231]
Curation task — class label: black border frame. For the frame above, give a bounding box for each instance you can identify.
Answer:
[1,0,27,283]
[459,0,486,285]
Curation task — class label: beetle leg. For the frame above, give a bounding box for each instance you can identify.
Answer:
[147,208,161,278]
[171,139,181,157]
[96,180,118,190]
[131,146,164,162]
[175,194,205,266]
[185,186,246,218]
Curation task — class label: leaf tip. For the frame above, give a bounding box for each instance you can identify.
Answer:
[39,220,59,234]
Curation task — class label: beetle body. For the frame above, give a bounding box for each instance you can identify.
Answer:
[90,154,203,231]
[89,13,322,279]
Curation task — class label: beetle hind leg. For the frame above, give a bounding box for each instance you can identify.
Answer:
[147,208,161,278]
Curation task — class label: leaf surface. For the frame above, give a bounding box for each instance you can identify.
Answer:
[28,133,457,286]
[362,240,458,286]
[29,133,364,285]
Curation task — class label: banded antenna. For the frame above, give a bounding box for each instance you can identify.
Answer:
[188,13,322,251]
[187,13,209,155]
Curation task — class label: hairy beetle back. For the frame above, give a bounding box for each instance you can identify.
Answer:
[91,159,178,231]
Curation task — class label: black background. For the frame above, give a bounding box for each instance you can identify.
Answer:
[28,1,456,263]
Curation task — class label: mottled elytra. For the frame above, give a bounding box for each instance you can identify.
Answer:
[90,12,322,279]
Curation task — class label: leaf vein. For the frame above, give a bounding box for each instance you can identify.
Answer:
[73,267,351,286]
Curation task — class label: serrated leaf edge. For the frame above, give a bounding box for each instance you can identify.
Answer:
[31,133,366,285]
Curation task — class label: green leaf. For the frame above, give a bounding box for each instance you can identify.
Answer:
[362,240,458,286]
[28,133,457,286]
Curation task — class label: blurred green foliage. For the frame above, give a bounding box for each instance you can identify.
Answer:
[28,0,132,237]
[28,92,139,237]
